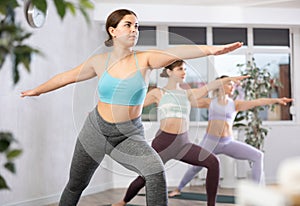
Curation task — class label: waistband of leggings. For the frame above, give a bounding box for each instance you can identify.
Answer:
[204,133,233,143]
[93,106,142,126]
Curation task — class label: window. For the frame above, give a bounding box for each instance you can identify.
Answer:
[169,26,206,45]
[138,25,293,122]
[253,53,291,120]
[137,26,157,46]
[253,28,290,46]
[184,58,209,121]
[213,27,247,45]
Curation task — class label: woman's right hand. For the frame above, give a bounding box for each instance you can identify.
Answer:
[20,90,40,98]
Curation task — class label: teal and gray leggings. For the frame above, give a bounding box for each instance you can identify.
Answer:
[59,107,167,206]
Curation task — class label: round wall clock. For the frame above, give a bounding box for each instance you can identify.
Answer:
[24,0,47,28]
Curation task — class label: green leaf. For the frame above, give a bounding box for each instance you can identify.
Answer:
[0,139,10,152]
[80,0,94,9]
[65,2,76,16]
[0,175,10,190]
[4,162,16,173]
[7,149,22,160]
[233,123,246,128]
[13,60,20,84]
[80,0,93,8]
[54,0,66,19]
[79,7,90,25]
[234,115,245,122]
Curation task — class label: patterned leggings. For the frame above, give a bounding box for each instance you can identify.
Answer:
[123,130,220,206]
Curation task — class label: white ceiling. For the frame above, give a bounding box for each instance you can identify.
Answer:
[95,0,300,8]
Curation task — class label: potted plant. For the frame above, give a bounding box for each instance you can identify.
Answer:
[235,58,282,151]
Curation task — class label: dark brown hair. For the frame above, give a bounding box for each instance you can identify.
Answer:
[160,60,184,78]
[213,75,229,97]
[104,9,137,47]
[216,75,229,80]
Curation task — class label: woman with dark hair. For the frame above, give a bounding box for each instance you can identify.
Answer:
[21,8,243,206]
[113,61,248,206]
[169,75,293,198]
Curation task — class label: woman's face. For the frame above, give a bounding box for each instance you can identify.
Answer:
[168,63,187,83]
[221,81,235,95]
[111,14,139,47]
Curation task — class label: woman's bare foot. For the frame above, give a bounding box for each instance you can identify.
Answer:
[111,200,126,206]
[168,188,181,197]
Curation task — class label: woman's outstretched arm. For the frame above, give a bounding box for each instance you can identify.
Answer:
[21,57,97,97]
[235,97,293,111]
[146,42,243,69]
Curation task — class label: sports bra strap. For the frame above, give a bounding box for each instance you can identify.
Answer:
[133,51,139,70]
[105,53,111,70]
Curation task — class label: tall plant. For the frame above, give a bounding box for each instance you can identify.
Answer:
[236,58,281,150]
[0,0,94,190]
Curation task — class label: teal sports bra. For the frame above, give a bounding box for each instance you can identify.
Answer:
[98,52,147,106]
[158,89,191,120]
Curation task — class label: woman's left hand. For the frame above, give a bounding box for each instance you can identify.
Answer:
[277,97,294,105]
[210,42,243,55]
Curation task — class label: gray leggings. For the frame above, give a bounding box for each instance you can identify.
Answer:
[178,134,264,190]
[59,107,167,206]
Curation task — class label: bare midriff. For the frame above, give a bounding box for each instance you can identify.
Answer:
[159,118,188,134]
[206,120,233,137]
[97,101,142,123]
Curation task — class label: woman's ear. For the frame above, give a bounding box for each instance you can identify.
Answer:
[166,69,172,77]
[108,26,115,37]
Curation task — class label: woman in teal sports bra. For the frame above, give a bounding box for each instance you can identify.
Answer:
[21,9,243,206]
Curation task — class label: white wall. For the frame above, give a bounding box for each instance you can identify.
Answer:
[1,2,300,206]
[0,2,112,206]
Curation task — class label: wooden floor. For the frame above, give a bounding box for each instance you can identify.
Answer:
[47,186,236,206]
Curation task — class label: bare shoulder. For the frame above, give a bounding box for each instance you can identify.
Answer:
[135,49,163,65]
[87,53,109,75]
[148,87,162,96]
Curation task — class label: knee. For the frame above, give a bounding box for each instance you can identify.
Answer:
[255,150,264,162]
[141,154,165,177]
[144,171,166,185]
[210,154,220,168]
[205,154,220,172]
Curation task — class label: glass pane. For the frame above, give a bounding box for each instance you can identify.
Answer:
[137,26,156,46]
[253,53,292,121]
[184,58,209,121]
[214,54,246,77]
[213,27,247,45]
[169,26,206,45]
[253,28,290,47]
